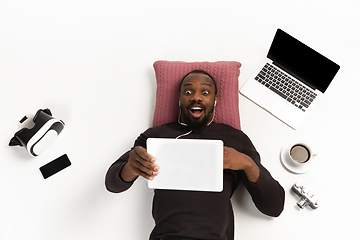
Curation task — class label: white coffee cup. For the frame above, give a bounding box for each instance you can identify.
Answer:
[281,141,318,173]
[288,142,317,166]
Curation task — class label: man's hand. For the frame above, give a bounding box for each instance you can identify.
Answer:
[223,146,260,183]
[121,146,158,182]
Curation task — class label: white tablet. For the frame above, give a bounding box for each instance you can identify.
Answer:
[147,138,223,192]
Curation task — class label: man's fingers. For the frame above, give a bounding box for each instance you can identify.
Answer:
[139,170,157,180]
[131,163,158,180]
[132,159,158,177]
[133,146,157,170]
[128,146,158,179]
[134,146,156,163]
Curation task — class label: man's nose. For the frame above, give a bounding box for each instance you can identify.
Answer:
[190,91,203,102]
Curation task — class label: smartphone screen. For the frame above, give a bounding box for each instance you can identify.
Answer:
[39,154,71,179]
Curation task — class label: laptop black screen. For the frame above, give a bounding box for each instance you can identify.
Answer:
[267,29,340,93]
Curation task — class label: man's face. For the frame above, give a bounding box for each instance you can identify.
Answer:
[179,73,218,130]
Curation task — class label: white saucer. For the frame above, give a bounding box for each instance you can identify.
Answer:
[280,142,317,174]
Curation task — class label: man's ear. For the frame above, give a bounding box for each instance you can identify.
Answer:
[214,95,218,106]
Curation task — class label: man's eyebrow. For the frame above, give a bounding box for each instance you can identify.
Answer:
[183,82,212,87]
[201,82,212,87]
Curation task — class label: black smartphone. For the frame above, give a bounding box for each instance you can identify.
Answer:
[39,154,71,179]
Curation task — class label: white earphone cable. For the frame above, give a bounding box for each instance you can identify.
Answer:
[175,130,193,139]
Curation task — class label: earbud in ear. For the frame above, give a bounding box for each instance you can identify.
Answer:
[214,101,217,107]
[179,100,181,106]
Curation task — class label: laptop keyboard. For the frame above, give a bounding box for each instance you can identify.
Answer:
[255,63,317,112]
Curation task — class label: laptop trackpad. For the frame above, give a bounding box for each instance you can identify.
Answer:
[259,91,287,115]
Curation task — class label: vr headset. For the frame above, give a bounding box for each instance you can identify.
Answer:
[9,109,65,157]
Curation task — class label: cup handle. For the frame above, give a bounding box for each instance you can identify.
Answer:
[312,149,318,156]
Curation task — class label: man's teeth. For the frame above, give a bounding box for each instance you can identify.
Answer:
[191,107,203,110]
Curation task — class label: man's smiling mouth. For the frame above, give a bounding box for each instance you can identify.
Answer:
[189,106,204,118]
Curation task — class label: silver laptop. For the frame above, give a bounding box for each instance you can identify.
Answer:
[147,138,223,192]
[240,29,340,129]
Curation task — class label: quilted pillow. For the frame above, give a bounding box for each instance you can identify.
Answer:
[152,60,242,130]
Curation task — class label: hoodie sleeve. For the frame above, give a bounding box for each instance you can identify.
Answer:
[105,150,137,193]
[105,127,157,193]
[237,132,285,217]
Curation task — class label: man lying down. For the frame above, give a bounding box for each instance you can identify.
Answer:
[105,69,285,240]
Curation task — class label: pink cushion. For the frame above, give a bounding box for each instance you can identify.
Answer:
[152,60,242,130]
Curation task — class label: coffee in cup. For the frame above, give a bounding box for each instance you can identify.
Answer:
[281,141,318,173]
[290,144,311,164]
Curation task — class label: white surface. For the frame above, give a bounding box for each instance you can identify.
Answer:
[0,0,359,239]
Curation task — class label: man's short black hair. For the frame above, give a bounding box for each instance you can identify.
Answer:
[179,69,217,95]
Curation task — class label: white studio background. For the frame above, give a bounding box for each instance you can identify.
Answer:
[0,1,359,239]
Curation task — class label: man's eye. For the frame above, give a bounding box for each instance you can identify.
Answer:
[203,90,209,95]
[185,90,192,94]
